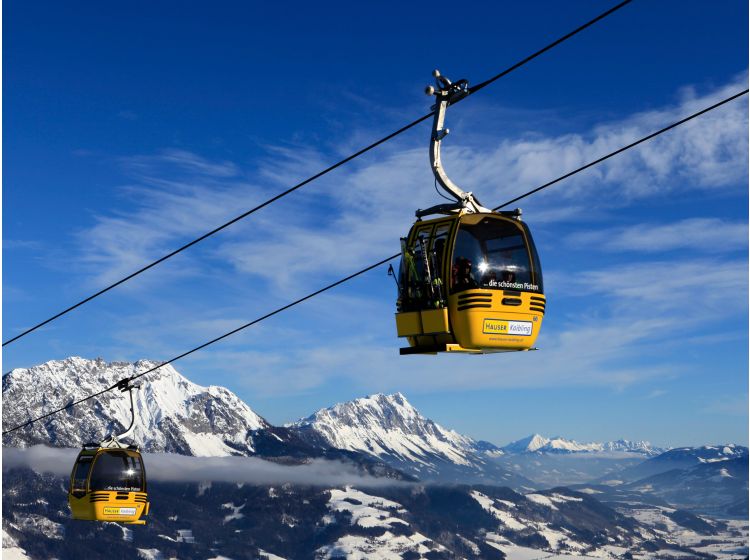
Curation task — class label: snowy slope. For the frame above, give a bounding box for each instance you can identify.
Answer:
[2,357,268,456]
[10,467,739,560]
[290,393,531,487]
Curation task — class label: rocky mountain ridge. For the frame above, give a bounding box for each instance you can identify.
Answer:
[290,391,533,487]
[2,357,268,456]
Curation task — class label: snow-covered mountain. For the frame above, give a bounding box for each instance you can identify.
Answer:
[502,433,665,456]
[573,448,749,518]
[602,439,663,455]
[493,435,667,486]
[2,357,268,456]
[611,443,748,483]
[291,392,476,465]
[290,393,531,487]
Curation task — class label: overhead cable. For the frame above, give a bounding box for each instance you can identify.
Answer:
[4,86,745,436]
[3,0,633,346]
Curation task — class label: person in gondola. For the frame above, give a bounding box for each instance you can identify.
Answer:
[453,257,476,290]
[501,269,516,284]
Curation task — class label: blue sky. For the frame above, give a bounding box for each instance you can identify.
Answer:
[4,0,748,448]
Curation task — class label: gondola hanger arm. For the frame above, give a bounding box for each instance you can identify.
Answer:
[417,70,492,218]
[99,379,139,449]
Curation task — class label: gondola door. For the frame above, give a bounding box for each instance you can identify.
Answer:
[395,217,456,352]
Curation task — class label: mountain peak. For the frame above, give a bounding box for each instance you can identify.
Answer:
[503,434,551,453]
[292,392,476,467]
[3,357,268,456]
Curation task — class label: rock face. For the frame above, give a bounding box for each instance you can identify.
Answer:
[289,392,534,488]
[2,357,268,456]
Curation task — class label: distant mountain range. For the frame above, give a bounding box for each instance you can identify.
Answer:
[290,392,534,488]
[493,434,670,486]
[2,357,743,490]
[501,433,665,456]
[2,356,748,559]
[611,444,748,483]
[569,445,749,518]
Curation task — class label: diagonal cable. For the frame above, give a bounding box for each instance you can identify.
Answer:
[3,0,633,346]
[494,89,749,210]
[4,86,745,436]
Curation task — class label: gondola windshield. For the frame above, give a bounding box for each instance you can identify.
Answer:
[89,450,144,492]
[451,218,543,294]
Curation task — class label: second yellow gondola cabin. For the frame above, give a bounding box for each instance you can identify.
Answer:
[69,445,149,524]
[68,379,150,525]
[394,70,545,355]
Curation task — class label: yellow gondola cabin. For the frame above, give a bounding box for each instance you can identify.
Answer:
[69,445,149,524]
[395,211,544,354]
[394,70,545,355]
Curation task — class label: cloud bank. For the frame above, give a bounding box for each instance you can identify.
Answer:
[2,446,405,487]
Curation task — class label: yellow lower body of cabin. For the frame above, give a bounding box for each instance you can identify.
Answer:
[396,291,545,355]
[69,491,149,525]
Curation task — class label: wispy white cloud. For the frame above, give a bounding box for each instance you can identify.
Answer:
[3,239,44,251]
[569,259,748,315]
[123,148,240,178]
[567,218,748,253]
[73,75,747,294]
[74,151,268,287]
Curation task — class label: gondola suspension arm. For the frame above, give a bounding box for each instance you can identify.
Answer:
[417,70,492,218]
[99,379,139,449]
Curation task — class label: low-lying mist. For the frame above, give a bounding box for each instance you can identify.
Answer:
[2,445,407,487]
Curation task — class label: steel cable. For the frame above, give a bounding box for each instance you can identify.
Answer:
[5,86,745,435]
[3,0,633,346]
